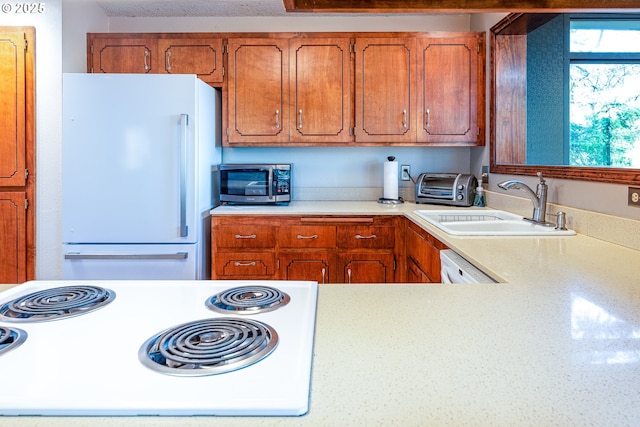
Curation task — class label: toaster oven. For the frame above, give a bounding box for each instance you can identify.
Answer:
[415,173,478,207]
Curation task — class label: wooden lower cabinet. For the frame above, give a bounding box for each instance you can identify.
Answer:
[407,257,431,283]
[211,214,447,284]
[212,215,401,283]
[405,218,447,283]
[279,251,335,283]
[338,252,395,284]
[214,252,275,279]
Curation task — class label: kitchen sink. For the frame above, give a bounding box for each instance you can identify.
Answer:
[414,209,576,236]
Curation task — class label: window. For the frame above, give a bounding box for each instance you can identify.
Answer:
[569,17,640,167]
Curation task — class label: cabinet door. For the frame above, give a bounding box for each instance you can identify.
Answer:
[289,38,353,144]
[338,252,395,284]
[355,38,416,143]
[405,221,445,283]
[89,37,156,73]
[407,257,431,283]
[0,30,26,187]
[0,192,26,284]
[157,38,224,84]
[227,38,289,144]
[417,36,481,144]
[279,251,335,284]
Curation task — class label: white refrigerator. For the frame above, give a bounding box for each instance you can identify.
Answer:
[62,73,221,280]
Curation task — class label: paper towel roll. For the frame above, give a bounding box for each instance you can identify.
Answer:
[383,161,399,200]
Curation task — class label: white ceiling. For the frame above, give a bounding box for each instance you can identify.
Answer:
[95,0,320,17]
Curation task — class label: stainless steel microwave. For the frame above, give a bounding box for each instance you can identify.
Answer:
[219,164,291,205]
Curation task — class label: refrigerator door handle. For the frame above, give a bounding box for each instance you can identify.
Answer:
[179,113,189,237]
[65,253,189,260]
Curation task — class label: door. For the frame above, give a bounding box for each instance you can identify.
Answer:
[62,74,200,244]
[89,37,157,73]
[355,37,416,143]
[158,38,224,84]
[227,38,290,144]
[0,30,26,187]
[0,193,26,283]
[0,27,34,283]
[279,251,335,283]
[289,38,353,144]
[417,36,480,144]
[337,252,395,284]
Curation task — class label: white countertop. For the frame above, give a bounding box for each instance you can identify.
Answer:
[1,201,639,426]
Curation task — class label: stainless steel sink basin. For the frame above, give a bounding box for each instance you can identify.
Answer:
[414,209,576,236]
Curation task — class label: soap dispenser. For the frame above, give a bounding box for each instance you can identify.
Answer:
[473,186,486,207]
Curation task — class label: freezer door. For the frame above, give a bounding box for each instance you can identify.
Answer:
[63,74,215,244]
[63,244,198,280]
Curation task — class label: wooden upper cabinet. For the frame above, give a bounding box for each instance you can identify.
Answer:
[417,35,484,145]
[289,38,353,144]
[227,38,290,144]
[89,37,157,73]
[157,38,224,84]
[0,31,26,187]
[355,37,417,143]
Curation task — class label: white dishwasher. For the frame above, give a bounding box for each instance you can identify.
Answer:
[440,249,496,284]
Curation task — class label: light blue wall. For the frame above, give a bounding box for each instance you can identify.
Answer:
[222,146,470,191]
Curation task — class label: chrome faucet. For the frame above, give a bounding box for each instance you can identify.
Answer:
[498,172,549,224]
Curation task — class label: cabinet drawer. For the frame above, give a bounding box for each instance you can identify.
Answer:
[215,225,276,248]
[337,226,395,249]
[214,252,275,277]
[279,226,336,248]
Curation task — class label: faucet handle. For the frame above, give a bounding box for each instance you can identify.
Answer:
[537,171,545,184]
[547,211,567,230]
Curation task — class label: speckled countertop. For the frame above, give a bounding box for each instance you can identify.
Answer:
[1,201,639,426]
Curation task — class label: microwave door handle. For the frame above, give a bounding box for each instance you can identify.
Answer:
[268,166,274,199]
[179,114,188,237]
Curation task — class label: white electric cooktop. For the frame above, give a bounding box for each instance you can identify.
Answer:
[0,280,318,416]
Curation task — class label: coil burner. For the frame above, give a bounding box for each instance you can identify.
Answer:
[206,285,290,314]
[0,285,115,322]
[0,326,27,356]
[139,318,278,376]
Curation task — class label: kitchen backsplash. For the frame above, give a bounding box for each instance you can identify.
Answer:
[293,186,415,202]
[486,190,640,252]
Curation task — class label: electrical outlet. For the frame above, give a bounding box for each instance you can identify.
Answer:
[401,165,411,181]
[628,187,640,207]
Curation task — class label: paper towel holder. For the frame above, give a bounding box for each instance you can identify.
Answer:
[379,156,404,204]
[378,197,404,204]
